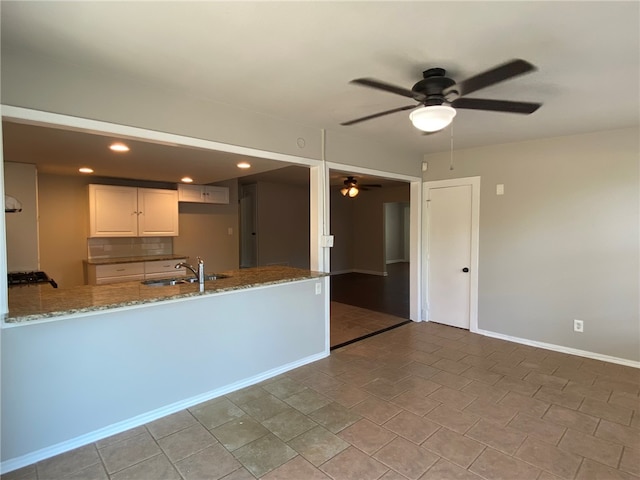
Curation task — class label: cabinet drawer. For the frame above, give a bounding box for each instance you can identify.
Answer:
[95,262,145,278]
[144,270,186,280]
[95,274,145,285]
[145,259,186,275]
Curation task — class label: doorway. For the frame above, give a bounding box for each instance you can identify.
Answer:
[423,177,480,331]
[239,184,258,268]
[328,170,413,348]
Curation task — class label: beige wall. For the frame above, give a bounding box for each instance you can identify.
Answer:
[424,128,639,361]
[255,181,310,269]
[330,185,410,275]
[38,174,90,287]
[329,188,355,273]
[4,162,39,271]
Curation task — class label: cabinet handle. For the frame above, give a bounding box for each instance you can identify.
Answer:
[116,269,125,272]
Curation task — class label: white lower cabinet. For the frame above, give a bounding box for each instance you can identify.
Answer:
[144,259,187,279]
[88,262,145,285]
[87,258,187,285]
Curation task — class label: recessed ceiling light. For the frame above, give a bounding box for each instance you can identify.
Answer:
[78,167,94,174]
[237,162,251,169]
[109,142,130,152]
[181,177,194,183]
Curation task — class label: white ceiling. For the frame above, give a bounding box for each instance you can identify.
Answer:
[1,2,638,182]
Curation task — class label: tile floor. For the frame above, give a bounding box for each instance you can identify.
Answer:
[330,302,409,348]
[4,321,640,480]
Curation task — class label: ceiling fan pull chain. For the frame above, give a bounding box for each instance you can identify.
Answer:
[449,124,455,171]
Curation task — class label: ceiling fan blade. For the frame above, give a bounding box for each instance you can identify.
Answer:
[350,78,426,102]
[340,105,417,126]
[451,97,541,114]
[361,184,382,188]
[447,59,537,97]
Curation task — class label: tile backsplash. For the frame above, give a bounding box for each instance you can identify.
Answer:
[88,237,173,260]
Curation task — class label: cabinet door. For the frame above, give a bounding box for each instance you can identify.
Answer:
[203,186,230,204]
[177,184,205,202]
[137,188,179,236]
[89,185,138,237]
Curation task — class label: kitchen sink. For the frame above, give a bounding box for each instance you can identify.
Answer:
[141,274,230,287]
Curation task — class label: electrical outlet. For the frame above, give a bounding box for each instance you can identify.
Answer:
[573,319,584,333]
[315,283,322,295]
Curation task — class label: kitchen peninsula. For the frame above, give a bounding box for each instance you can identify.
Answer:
[1,265,329,471]
[7,265,326,322]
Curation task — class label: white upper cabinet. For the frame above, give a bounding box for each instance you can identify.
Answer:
[177,184,229,204]
[89,185,179,237]
[137,188,180,236]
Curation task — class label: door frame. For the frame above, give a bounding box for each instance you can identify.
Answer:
[327,161,423,322]
[422,176,480,332]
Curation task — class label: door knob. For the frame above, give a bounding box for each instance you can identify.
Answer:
[462,267,469,273]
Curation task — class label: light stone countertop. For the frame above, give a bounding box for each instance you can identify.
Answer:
[5,266,328,324]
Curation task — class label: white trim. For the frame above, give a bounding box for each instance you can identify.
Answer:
[409,180,422,322]
[328,269,388,276]
[0,349,328,475]
[386,259,407,264]
[422,176,480,331]
[352,269,387,276]
[326,161,419,184]
[476,328,640,369]
[329,269,354,276]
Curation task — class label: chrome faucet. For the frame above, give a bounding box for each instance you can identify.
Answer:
[175,257,205,291]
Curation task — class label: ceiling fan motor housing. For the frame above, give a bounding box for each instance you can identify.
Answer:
[412,68,458,106]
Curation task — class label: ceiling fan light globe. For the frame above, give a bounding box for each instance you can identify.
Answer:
[410,105,456,132]
[348,186,359,198]
[340,187,349,196]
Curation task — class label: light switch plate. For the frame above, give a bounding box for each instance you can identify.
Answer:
[315,283,322,295]
[321,235,334,247]
[496,184,504,195]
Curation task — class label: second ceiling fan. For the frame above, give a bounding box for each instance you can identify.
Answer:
[340,176,381,198]
[341,59,542,133]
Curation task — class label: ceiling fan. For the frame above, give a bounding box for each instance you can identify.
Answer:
[340,176,381,198]
[341,59,542,132]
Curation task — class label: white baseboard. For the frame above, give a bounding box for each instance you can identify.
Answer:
[0,350,329,475]
[475,328,640,369]
[385,259,408,264]
[330,269,388,276]
[352,269,387,276]
[329,269,353,275]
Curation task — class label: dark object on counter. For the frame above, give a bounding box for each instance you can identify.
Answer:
[8,271,58,288]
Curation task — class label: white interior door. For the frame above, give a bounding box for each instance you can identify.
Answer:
[425,183,474,329]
